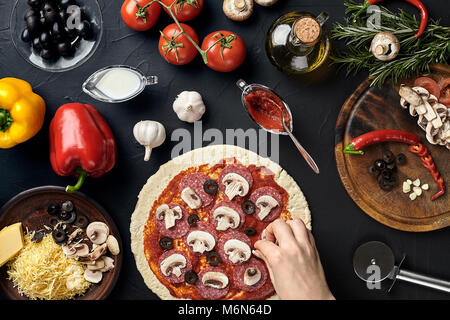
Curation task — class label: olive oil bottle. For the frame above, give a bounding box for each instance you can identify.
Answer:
[266,11,331,75]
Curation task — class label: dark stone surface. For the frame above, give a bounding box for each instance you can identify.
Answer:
[0,0,449,300]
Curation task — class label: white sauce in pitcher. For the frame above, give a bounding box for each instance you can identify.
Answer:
[95,68,142,100]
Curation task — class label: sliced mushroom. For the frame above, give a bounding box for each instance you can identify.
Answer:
[106,235,120,256]
[202,271,229,289]
[86,222,109,244]
[89,243,108,261]
[399,85,423,107]
[72,243,90,257]
[224,239,251,264]
[84,269,103,284]
[212,206,241,231]
[244,267,262,286]
[426,122,439,145]
[370,32,400,61]
[255,0,278,5]
[255,195,279,220]
[222,173,250,200]
[186,231,216,254]
[180,188,202,210]
[87,259,105,271]
[67,228,83,244]
[62,244,77,256]
[423,100,437,122]
[99,256,115,272]
[160,253,187,277]
[223,0,253,21]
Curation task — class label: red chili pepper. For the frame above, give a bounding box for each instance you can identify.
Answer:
[343,130,420,155]
[49,103,117,193]
[408,143,445,201]
[353,0,428,38]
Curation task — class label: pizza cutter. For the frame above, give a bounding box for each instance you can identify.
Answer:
[353,241,450,294]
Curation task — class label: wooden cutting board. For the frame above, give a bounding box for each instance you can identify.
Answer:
[0,186,123,300]
[335,64,450,232]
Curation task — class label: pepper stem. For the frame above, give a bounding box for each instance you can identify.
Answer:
[343,143,364,155]
[0,108,13,132]
[66,168,88,193]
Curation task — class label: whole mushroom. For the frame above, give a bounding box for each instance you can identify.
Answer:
[370,32,400,61]
[223,0,254,21]
[255,0,278,6]
[86,222,109,245]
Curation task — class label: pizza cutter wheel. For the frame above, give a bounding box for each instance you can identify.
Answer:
[353,241,450,294]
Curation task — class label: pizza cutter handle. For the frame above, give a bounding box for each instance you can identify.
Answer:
[397,269,450,294]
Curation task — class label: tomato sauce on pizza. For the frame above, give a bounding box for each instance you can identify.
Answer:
[143,158,291,300]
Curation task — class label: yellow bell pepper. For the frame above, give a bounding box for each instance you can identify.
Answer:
[0,77,45,149]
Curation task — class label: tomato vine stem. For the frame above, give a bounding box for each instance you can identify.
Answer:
[132,0,237,65]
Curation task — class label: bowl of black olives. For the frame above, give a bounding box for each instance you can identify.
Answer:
[10,0,103,72]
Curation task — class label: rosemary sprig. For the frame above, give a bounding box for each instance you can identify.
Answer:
[331,1,450,87]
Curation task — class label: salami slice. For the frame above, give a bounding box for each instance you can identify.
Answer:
[218,164,253,200]
[179,173,215,208]
[185,221,218,255]
[196,266,230,299]
[158,250,192,284]
[155,203,190,238]
[217,231,252,265]
[210,200,246,231]
[249,187,283,222]
[233,258,268,292]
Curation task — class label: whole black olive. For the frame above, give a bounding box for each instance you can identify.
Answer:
[59,10,69,22]
[32,37,42,51]
[74,214,89,228]
[187,214,200,227]
[77,20,92,40]
[43,2,58,14]
[39,31,52,48]
[203,179,218,195]
[41,47,56,60]
[52,228,67,244]
[44,10,59,26]
[241,200,255,215]
[374,159,386,171]
[184,270,198,285]
[396,153,407,166]
[24,8,38,21]
[159,237,173,250]
[367,165,379,177]
[206,251,221,266]
[47,203,60,215]
[51,22,65,40]
[21,28,32,42]
[64,26,78,40]
[27,0,42,8]
[61,200,74,212]
[244,227,257,237]
[26,15,41,36]
[382,150,395,164]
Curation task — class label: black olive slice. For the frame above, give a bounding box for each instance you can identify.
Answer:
[382,150,395,164]
[396,153,407,166]
[31,230,45,243]
[61,211,77,224]
[188,214,200,227]
[380,169,393,181]
[386,162,397,172]
[52,228,67,244]
[47,203,60,216]
[74,214,89,228]
[48,216,59,226]
[241,200,255,215]
[244,227,257,237]
[61,200,74,212]
[367,165,379,177]
[203,180,218,195]
[159,237,173,250]
[374,159,386,171]
[184,270,198,285]
[206,251,221,266]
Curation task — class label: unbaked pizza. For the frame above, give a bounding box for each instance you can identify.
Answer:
[131,145,311,300]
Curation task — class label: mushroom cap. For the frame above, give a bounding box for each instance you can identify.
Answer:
[160,253,187,277]
[223,0,254,22]
[106,235,120,256]
[86,221,109,245]
[99,256,115,272]
[89,243,108,261]
[255,0,278,6]
[84,269,103,284]
[370,32,400,61]
[201,271,229,289]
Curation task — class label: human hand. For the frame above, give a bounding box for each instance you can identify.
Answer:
[254,219,334,300]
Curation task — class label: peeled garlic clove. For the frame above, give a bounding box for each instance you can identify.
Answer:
[403,181,411,193]
[409,193,417,201]
[413,186,423,196]
[413,179,421,187]
[421,184,429,190]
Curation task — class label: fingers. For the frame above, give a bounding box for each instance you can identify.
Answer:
[254,238,280,260]
[286,219,310,246]
[263,219,296,248]
[252,249,275,281]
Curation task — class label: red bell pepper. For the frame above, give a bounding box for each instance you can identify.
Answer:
[49,103,117,193]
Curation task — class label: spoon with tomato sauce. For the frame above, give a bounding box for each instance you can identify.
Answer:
[237,79,320,174]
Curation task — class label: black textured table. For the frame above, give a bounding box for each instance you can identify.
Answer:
[0,0,449,300]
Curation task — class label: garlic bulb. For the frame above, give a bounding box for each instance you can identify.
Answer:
[133,121,166,161]
[173,91,206,123]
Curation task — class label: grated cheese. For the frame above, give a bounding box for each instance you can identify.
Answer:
[7,234,90,300]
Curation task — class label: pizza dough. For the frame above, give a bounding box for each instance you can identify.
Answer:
[130,145,311,300]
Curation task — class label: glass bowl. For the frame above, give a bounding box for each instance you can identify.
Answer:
[10,0,103,72]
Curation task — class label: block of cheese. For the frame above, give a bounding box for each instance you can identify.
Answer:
[0,222,24,267]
